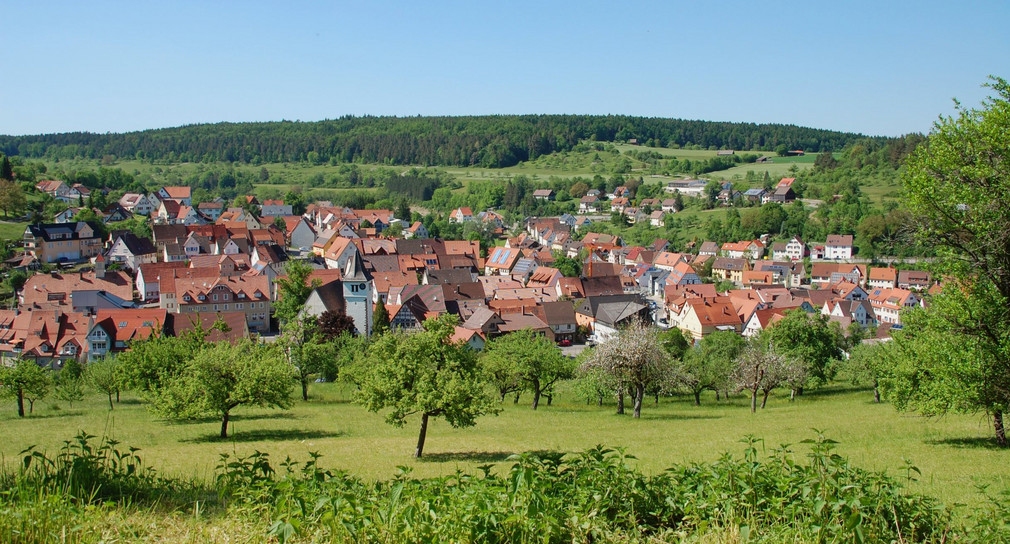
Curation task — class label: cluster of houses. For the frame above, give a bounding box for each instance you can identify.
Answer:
[2,180,935,370]
[576,177,800,223]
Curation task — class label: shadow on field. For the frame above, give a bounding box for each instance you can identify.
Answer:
[167,412,302,425]
[419,450,559,463]
[926,437,1005,450]
[184,428,344,444]
[636,412,721,422]
[1,410,85,420]
[795,386,871,401]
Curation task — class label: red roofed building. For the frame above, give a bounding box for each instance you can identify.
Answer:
[163,275,272,333]
[449,207,475,223]
[86,309,168,361]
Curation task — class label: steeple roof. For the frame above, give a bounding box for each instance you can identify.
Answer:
[343,251,372,282]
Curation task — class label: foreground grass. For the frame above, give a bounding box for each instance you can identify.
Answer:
[2,383,1006,511]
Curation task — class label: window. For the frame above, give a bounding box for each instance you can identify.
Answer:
[223,304,229,310]
[214,305,219,311]
[236,303,243,310]
[213,294,218,301]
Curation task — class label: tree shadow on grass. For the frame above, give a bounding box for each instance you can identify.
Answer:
[164,412,302,425]
[419,449,560,464]
[795,386,872,401]
[183,428,344,444]
[926,437,1006,450]
[0,410,85,421]
[636,412,721,422]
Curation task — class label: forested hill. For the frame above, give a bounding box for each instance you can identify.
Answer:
[0,115,877,168]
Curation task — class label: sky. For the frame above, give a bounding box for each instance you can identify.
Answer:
[3,1,1008,137]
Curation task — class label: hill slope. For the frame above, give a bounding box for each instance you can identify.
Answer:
[0,115,877,168]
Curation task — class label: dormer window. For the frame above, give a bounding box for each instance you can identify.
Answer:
[198,295,206,301]
[183,295,192,302]
[237,293,246,299]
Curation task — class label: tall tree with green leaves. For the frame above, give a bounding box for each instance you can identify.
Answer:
[274,260,319,325]
[481,329,575,410]
[150,340,294,438]
[355,314,498,457]
[897,76,1010,446]
[765,310,841,389]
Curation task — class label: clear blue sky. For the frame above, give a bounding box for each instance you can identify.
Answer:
[3,1,1008,137]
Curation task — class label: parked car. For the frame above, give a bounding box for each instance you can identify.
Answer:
[557,339,572,347]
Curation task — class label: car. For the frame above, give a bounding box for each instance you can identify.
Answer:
[557,339,572,347]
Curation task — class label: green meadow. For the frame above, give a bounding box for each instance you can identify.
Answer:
[2,382,1005,511]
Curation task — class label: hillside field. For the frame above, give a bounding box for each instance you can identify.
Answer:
[2,382,1005,512]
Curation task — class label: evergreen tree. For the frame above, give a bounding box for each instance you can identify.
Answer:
[373,301,390,335]
[0,155,13,181]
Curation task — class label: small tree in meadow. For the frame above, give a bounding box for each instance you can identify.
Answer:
[356,315,499,457]
[0,359,51,417]
[481,329,575,409]
[87,357,123,410]
[150,340,294,439]
[582,320,671,418]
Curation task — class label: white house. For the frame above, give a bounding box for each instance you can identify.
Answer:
[825,235,854,260]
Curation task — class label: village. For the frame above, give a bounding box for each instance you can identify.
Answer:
[0,175,935,368]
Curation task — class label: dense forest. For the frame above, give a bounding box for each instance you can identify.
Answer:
[0,115,877,168]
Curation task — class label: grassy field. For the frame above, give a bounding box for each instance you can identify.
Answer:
[2,381,1005,510]
[0,220,27,240]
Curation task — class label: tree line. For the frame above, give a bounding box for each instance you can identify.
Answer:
[0,115,878,168]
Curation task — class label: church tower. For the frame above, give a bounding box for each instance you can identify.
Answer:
[342,251,374,336]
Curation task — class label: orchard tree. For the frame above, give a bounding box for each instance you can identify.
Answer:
[280,315,337,401]
[0,359,50,417]
[733,340,803,412]
[481,329,575,409]
[843,341,890,404]
[680,330,745,405]
[54,375,85,408]
[87,357,123,409]
[582,320,671,418]
[150,340,294,439]
[898,76,1010,447]
[356,315,498,457]
[765,310,841,388]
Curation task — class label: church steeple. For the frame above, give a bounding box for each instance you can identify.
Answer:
[343,250,372,282]
[342,251,373,336]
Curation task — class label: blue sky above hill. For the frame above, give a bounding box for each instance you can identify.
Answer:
[3,1,1008,137]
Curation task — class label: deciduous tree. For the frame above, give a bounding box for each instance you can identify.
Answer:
[274,260,319,325]
[898,76,1010,446]
[679,330,744,405]
[150,340,294,438]
[0,359,50,417]
[355,315,498,457]
[87,357,123,409]
[581,320,671,418]
[481,329,575,410]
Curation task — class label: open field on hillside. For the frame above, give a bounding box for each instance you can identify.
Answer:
[0,221,28,240]
[2,382,1005,510]
[41,147,896,211]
